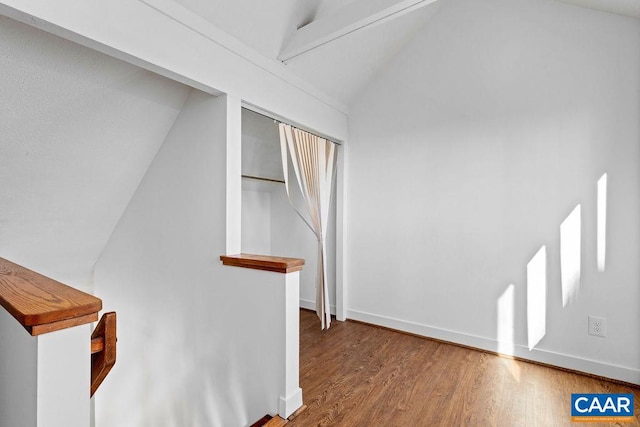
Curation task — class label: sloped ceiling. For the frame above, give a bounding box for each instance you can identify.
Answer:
[285,3,441,105]
[171,0,638,107]
[172,0,312,59]
[172,0,439,106]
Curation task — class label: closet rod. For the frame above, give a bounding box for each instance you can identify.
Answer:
[242,174,285,184]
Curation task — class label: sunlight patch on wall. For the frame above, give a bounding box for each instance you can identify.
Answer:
[497,283,521,381]
[561,205,581,306]
[597,174,607,272]
[497,284,515,356]
[527,246,547,350]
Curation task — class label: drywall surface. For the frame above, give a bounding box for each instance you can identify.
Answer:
[0,310,90,427]
[347,0,640,383]
[241,108,284,182]
[0,16,189,290]
[94,91,285,426]
[0,308,37,427]
[242,184,272,254]
[0,0,348,142]
[37,325,91,427]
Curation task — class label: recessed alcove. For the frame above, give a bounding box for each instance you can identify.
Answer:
[241,108,338,313]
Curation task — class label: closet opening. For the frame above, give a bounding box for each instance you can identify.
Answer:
[240,107,338,318]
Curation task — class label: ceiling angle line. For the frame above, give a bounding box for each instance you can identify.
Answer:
[278,0,439,63]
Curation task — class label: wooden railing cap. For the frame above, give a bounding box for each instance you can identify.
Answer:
[220,254,305,274]
[0,257,102,336]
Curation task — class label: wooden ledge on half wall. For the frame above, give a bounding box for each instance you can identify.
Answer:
[220,254,305,274]
[0,257,102,336]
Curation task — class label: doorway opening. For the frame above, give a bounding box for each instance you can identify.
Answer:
[241,107,338,316]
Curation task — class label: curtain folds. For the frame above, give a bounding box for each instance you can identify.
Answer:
[278,123,337,330]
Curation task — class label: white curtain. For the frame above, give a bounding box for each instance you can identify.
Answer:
[279,123,337,330]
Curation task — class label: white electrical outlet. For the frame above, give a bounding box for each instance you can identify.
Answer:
[588,316,607,337]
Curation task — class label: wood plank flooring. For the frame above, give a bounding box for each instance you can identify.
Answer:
[289,310,640,427]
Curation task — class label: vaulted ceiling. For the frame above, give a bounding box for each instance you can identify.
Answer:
[172,0,442,106]
[171,0,639,107]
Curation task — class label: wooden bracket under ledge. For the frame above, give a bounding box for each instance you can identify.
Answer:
[90,311,117,397]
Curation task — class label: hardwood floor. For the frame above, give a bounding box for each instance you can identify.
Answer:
[289,310,640,427]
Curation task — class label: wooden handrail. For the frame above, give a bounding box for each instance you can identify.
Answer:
[220,254,305,273]
[0,257,102,336]
[0,257,116,397]
[91,312,116,397]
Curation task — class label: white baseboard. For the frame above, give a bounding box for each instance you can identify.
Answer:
[299,298,336,316]
[278,387,303,419]
[346,308,640,386]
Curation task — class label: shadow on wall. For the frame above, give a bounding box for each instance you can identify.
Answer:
[496,173,608,375]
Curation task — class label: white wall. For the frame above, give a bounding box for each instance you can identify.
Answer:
[0,308,37,427]
[94,91,287,426]
[241,109,283,182]
[347,0,640,383]
[0,307,90,427]
[241,182,272,254]
[37,325,91,427]
[0,15,190,290]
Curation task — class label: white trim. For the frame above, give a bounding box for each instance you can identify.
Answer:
[278,387,303,419]
[225,95,242,255]
[335,143,347,321]
[280,273,302,419]
[346,308,640,385]
[300,299,336,316]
